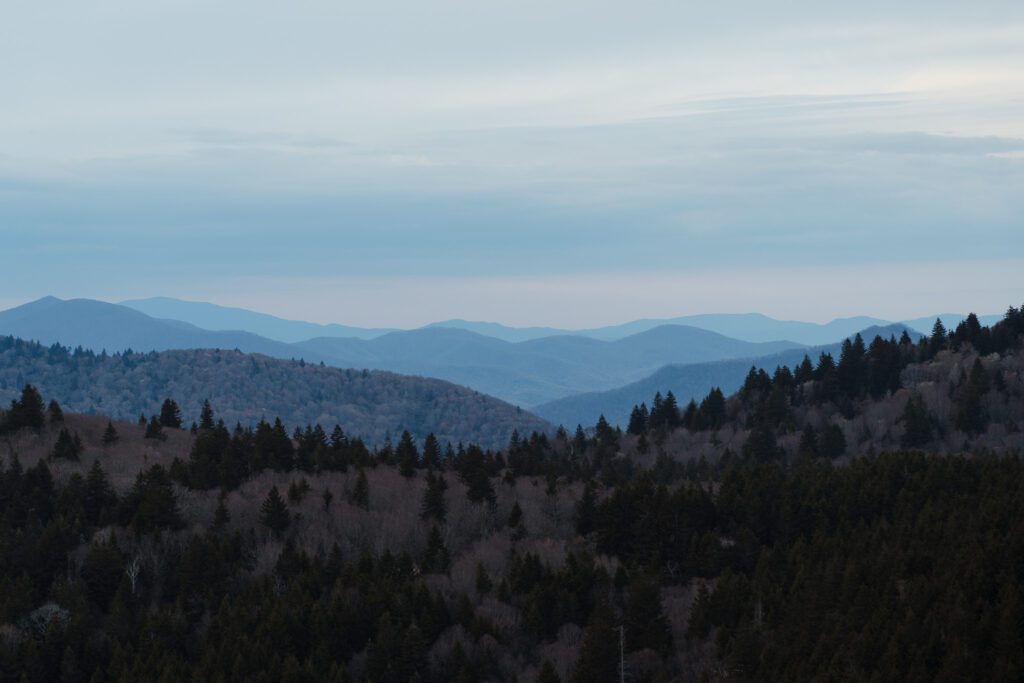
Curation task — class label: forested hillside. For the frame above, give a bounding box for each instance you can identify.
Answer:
[0,307,1022,681]
[0,337,548,449]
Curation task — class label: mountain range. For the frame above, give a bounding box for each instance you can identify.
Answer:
[122,296,999,345]
[534,324,922,427]
[0,296,984,421]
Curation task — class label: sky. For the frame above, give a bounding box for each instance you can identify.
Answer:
[1,0,1023,327]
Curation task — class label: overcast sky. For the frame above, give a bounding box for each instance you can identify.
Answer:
[2,1,1022,326]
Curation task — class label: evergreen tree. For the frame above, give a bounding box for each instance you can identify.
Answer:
[102,420,120,445]
[144,415,166,441]
[819,423,846,459]
[47,399,64,424]
[508,500,525,540]
[213,492,230,528]
[421,470,448,522]
[460,445,495,506]
[422,525,450,573]
[199,399,215,430]
[798,425,818,458]
[322,488,333,511]
[138,412,147,427]
[575,480,597,536]
[571,603,618,683]
[159,398,183,429]
[422,432,442,470]
[6,384,46,431]
[624,574,673,655]
[397,430,419,477]
[627,403,648,435]
[259,485,290,536]
[351,468,369,509]
[901,394,933,448]
[51,427,83,461]
[84,459,117,525]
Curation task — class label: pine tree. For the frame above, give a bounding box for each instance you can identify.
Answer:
[819,423,846,459]
[6,384,46,431]
[47,400,64,424]
[901,394,933,448]
[508,500,525,540]
[322,488,334,511]
[102,420,120,445]
[460,445,495,506]
[144,415,166,441]
[259,486,290,536]
[571,603,618,683]
[51,427,82,461]
[159,398,183,429]
[84,459,116,525]
[199,400,215,430]
[422,432,442,470]
[422,525,450,573]
[397,430,418,477]
[213,492,231,528]
[421,470,448,522]
[623,574,673,655]
[351,468,369,509]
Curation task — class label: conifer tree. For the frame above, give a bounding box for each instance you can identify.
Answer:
[51,427,83,461]
[623,574,673,655]
[460,445,495,506]
[351,468,369,509]
[397,430,418,477]
[259,485,290,536]
[144,415,166,441]
[537,660,561,683]
[508,500,525,540]
[421,470,448,522]
[102,420,120,445]
[422,525,450,573]
[422,432,442,470]
[84,459,116,525]
[570,603,618,683]
[199,399,215,430]
[901,394,933,448]
[213,492,230,528]
[47,399,64,424]
[575,480,597,536]
[159,398,183,429]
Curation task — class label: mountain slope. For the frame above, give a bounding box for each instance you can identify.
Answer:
[535,324,921,427]
[296,325,804,406]
[0,336,548,448]
[0,297,337,362]
[121,296,395,342]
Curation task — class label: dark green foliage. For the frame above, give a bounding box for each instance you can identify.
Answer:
[259,485,290,536]
[351,468,369,509]
[144,415,166,441]
[397,430,418,477]
[475,562,492,595]
[575,480,597,535]
[460,445,495,506]
[901,394,933,448]
[199,399,215,430]
[421,469,448,522]
[47,399,63,423]
[819,422,846,459]
[50,427,83,461]
[120,464,183,534]
[623,574,672,655]
[102,420,119,444]
[3,384,46,432]
[422,525,449,574]
[159,398,183,428]
[570,604,619,683]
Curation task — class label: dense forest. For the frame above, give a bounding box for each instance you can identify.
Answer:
[0,307,1022,681]
[0,339,548,449]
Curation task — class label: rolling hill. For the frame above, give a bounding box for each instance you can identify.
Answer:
[121,296,396,342]
[294,325,804,406]
[0,335,548,448]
